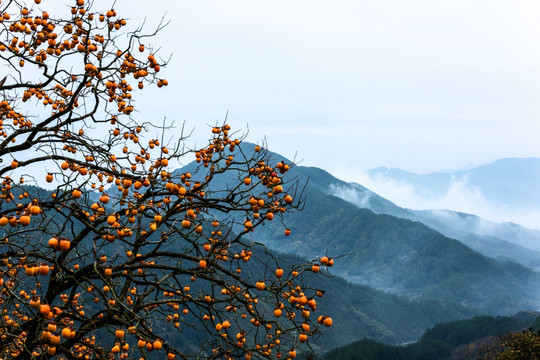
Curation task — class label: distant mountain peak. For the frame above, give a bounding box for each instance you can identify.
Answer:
[363,157,540,230]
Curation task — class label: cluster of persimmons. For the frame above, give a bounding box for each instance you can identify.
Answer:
[0,1,333,359]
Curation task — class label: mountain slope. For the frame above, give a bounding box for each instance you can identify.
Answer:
[407,209,540,269]
[304,161,540,264]
[10,185,478,350]
[322,311,540,360]
[175,145,540,315]
[271,252,477,347]
[340,182,540,269]
[152,247,477,350]
[253,188,540,314]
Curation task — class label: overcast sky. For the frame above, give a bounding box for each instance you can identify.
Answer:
[39,1,540,226]
[114,0,540,181]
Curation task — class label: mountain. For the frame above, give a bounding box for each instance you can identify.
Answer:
[321,311,540,360]
[174,145,540,316]
[6,188,477,351]
[16,145,540,352]
[406,209,540,269]
[259,252,477,347]
[339,183,540,270]
[319,160,540,258]
[250,164,540,314]
[252,185,540,314]
[366,157,540,211]
[150,247,478,351]
[9,186,477,351]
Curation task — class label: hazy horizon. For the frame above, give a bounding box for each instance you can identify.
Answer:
[353,159,540,231]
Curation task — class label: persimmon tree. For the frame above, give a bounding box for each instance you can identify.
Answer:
[0,0,334,359]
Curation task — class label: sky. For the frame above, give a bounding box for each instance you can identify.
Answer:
[112,0,540,179]
[36,1,540,227]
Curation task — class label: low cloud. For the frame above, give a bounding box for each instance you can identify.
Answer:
[329,184,371,208]
[354,172,540,230]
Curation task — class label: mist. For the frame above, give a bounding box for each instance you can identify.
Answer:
[352,172,540,231]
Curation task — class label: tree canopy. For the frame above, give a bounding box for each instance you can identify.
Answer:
[0,1,334,359]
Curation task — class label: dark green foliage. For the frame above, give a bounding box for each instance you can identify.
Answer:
[324,338,403,360]
[419,315,532,348]
[321,313,540,360]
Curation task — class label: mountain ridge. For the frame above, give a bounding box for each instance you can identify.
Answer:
[172,144,540,316]
[365,157,540,213]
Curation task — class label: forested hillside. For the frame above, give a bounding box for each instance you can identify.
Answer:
[323,312,540,360]
[177,145,540,316]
